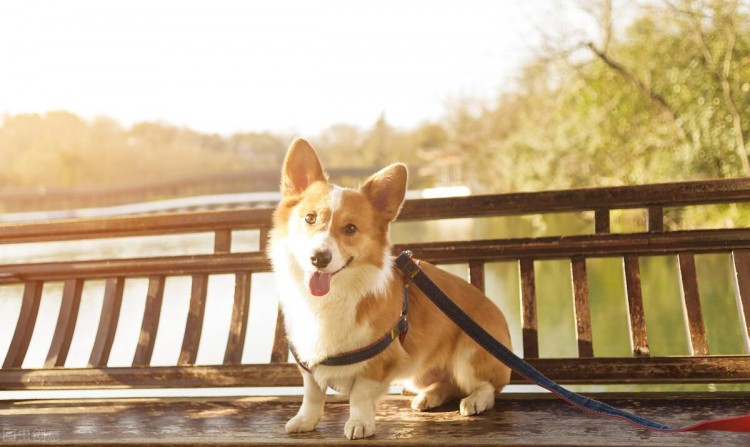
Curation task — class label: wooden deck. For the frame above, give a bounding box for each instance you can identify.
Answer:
[2,393,750,446]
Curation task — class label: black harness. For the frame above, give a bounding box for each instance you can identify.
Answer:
[289,281,410,374]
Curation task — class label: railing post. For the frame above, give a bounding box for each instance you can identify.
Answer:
[133,276,165,367]
[3,281,43,369]
[623,256,650,357]
[179,274,209,366]
[647,206,664,233]
[270,308,289,363]
[595,209,610,234]
[469,260,485,292]
[732,250,750,354]
[46,279,84,367]
[214,230,232,254]
[677,253,709,356]
[89,277,125,367]
[519,259,539,359]
[571,257,594,358]
[224,272,252,365]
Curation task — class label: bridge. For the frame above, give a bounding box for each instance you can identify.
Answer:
[0,167,382,214]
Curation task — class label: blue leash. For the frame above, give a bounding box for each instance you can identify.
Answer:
[394,250,750,433]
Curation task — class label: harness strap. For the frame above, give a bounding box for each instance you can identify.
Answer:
[289,288,410,373]
[394,250,750,433]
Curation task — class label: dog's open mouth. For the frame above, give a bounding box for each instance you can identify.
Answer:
[308,257,353,297]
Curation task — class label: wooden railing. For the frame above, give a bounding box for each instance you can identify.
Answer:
[1,178,750,390]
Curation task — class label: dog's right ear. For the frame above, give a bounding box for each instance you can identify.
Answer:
[281,138,327,196]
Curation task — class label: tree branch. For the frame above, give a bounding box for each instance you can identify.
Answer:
[585,42,688,142]
[719,1,750,176]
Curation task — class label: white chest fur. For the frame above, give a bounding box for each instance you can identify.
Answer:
[276,276,377,390]
[270,248,394,386]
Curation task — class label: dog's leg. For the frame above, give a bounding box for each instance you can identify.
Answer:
[452,345,499,416]
[458,381,495,416]
[410,380,461,411]
[344,376,388,440]
[286,370,327,433]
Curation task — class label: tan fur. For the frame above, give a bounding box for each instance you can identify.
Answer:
[268,138,512,439]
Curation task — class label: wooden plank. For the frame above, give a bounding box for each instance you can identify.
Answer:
[519,259,539,359]
[732,250,750,353]
[648,206,664,233]
[2,356,750,389]
[0,208,272,244]
[623,255,650,357]
[45,279,84,367]
[468,260,485,292]
[570,257,594,358]
[397,178,750,222]
[4,178,750,244]
[179,274,209,366]
[132,276,165,367]
[4,229,750,286]
[270,308,289,363]
[0,393,748,446]
[594,209,610,234]
[392,228,750,266]
[224,272,251,365]
[214,229,232,254]
[677,253,709,356]
[89,277,125,367]
[0,252,271,285]
[2,281,43,369]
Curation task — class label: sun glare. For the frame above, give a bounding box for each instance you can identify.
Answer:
[0,0,564,135]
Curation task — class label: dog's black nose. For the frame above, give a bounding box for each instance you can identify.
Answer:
[311,250,332,269]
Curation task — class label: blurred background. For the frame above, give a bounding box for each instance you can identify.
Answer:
[0,0,749,395]
[1,0,747,213]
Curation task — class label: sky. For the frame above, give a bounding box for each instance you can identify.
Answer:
[0,0,591,136]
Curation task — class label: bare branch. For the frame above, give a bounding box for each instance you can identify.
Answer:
[719,0,750,176]
[584,42,688,141]
[601,0,613,54]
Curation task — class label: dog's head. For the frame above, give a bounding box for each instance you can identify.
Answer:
[270,138,407,298]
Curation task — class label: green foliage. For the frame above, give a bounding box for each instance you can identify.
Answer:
[0,112,244,189]
[455,0,750,193]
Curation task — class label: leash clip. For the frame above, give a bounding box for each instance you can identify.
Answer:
[397,250,421,281]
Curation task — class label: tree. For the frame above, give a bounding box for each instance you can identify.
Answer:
[583,0,750,177]
[454,0,749,195]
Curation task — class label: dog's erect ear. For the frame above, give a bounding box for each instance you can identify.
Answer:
[281,138,327,196]
[361,163,408,222]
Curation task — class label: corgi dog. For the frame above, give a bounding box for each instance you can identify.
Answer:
[268,138,512,440]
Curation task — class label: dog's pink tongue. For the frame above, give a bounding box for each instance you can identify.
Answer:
[309,271,332,297]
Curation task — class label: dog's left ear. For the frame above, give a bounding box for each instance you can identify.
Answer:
[281,138,327,196]
[361,163,408,222]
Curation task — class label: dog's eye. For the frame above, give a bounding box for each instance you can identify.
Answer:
[344,223,357,235]
[304,213,317,225]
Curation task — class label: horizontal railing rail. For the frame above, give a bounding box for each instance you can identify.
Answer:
[2,230,749,284]
[401,178,750,221]
[2,177,750,245]
[1,355,750,390]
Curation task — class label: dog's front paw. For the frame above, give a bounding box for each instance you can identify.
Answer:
[344,418,375,439]
[285,414,320,433]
